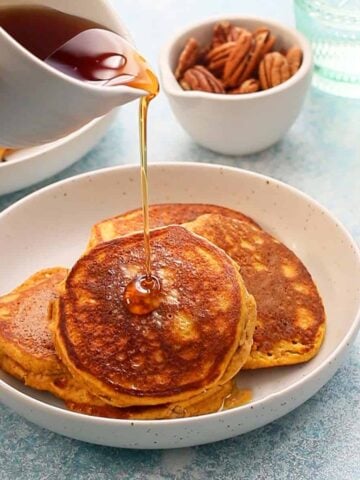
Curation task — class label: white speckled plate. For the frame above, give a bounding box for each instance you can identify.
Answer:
[0,112,116,195]
[0,163,359,449]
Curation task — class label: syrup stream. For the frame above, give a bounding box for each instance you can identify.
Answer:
[139,94,153,279]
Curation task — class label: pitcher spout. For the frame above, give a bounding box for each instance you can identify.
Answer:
[0,0,148,147]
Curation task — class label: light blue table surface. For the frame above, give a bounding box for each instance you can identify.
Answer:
[0,1,359,479]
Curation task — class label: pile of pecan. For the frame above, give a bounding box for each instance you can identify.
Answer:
[175,21,302,94]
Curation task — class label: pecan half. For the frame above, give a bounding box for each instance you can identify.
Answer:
[198,45,211,64]
[259,52,291,89]
[211,21,232,47]
[236,29,273,85]
[228,26,249,42]
[180,65,225,93]
[253,27,276,54]
[211,21,250,47]
[229,78,260,94]
[175,38,199,80]
[286,46,302,75]
[205,41,236,76]
[222,31,253,88]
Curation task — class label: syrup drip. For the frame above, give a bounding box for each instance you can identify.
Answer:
[0,148,9,162]
[220,386,252,411]
[124,75,161,315]
[139,94,154,279]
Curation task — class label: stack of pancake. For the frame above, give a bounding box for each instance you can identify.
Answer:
[0,204,326,419]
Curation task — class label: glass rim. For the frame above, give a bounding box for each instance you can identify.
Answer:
[295,0,360,21]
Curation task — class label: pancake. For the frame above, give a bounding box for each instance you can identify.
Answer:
[0,352,104,404]
[0,264,255,418]
[0,268,67,375]
[66,381,234,419]
[0,268,102,404]
[185,214,326,368]
[0,312,237,419]
[54,225,256,406]
[87,203,259,249]
[219,293,256,382]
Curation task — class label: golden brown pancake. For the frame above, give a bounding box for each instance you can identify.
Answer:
[185,214,326,368]
[66,381,234,419]
[54,225,255,406]
[87,203,259,249]
[219,294,256,382]
[0,268,67,375]
[0,352,104,404]
[0,268,102,404]
[66,382,253,420]
[0,264,255,419]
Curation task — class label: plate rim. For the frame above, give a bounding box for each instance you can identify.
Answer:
[1,162,359,427]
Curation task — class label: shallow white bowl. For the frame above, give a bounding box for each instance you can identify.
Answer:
[0,163,359,449]
[0,113,116,196]
[159,16,312,155]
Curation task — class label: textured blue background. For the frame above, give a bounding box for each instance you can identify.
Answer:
[0,1,359,478]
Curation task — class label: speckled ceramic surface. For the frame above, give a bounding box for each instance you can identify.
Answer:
[0,0,359,477]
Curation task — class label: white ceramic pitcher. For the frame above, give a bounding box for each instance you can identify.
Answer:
[0,0,147,147]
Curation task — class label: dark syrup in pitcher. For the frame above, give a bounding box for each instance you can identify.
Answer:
[0,5,160,313]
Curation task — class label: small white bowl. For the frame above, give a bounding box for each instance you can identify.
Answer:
[159,16,313,155]
[0,163,359,449]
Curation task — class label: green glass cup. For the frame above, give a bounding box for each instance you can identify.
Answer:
[294,0,360,97]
